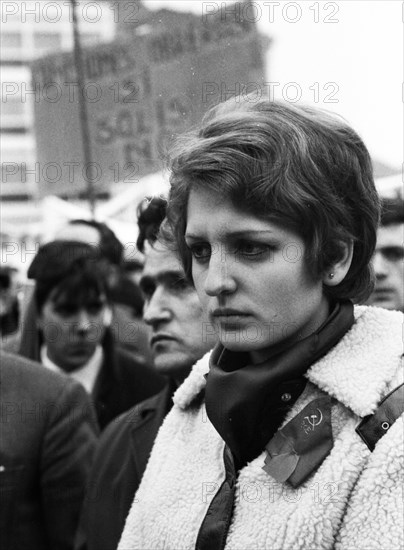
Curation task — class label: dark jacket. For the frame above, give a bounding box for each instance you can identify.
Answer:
[15,299,165,430]
[76,383,174,550]
[0,351,99,550]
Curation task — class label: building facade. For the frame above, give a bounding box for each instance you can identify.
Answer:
[1,0,115,200]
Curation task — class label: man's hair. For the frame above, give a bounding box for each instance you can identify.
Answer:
[167,98,380,303]
[69,219,124,266]
[28,241,111,313]
[380,197,404,226]
[136,197,168,252]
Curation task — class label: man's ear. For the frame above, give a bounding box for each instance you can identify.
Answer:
[37,314,44,331]
[103,307,113,327]
[323,240,354,286]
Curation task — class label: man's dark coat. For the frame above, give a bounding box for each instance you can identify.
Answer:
[76,384,174,550]
[0,352,98,550]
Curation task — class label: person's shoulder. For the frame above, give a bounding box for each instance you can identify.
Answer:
[114,345,151,371]
[353,305,403,345]
[102,390,164,441]
[354,304,403,323]
[0,351,89,404]
[307,306,402,418]
[114,345,165,384]
[1,351,63,390]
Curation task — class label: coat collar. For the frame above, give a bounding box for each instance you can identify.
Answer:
[174,306,403,418]
[306,306,403,417]
[129,382,175,435]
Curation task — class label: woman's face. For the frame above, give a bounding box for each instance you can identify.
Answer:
[185,187,330,363]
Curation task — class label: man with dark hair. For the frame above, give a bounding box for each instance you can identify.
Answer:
[18,240,164,430]
[57,219,124,269]
[136,196,168,253]
[58,219,152,363]
[76,197,216,550]
[367,197,404,311]
[0,266,19,338]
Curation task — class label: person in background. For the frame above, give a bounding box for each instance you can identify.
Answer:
[18,240,164,430]
[58,218,153,365]
[1,351,98,550]
[55,218,124,286]
[119,98,403,550]
[367,196,404,311]
[75,198,217,550]
[0,266,19,339]
[4,219,122,352]
[109,271,153,366]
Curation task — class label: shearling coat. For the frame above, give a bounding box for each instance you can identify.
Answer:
[119,306,404,550]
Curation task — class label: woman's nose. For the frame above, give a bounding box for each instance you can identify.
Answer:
[204,252,237,297]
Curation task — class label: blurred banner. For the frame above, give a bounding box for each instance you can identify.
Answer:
[31,5,267,198]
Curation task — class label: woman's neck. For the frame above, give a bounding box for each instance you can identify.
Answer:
[249,298,332,365]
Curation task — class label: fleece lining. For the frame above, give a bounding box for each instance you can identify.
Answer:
[119,306,403,550]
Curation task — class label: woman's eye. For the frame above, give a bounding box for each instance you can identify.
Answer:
[235,242,271,258]
[189,243,211,262]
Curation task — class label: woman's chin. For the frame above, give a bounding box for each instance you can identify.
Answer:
[219,337,265,353]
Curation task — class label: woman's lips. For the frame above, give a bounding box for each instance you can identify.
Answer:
[211,308,251,324]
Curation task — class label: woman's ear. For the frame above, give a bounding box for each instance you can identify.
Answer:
[323,240,354,286]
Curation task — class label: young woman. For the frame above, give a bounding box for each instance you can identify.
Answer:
[119,99,403,550]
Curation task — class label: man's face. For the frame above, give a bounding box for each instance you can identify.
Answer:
[140,241,216,382]
[368,223,404,311]
[38,286,109,372]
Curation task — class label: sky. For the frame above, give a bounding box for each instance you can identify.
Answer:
[144,0,402,170]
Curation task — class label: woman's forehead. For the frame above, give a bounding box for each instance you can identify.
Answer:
[186,187,293,240]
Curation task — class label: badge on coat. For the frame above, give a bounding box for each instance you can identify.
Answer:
[263,396,333,487]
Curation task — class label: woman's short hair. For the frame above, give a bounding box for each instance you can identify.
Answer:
[167,97,380,303]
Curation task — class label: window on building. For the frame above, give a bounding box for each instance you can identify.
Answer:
[1,152,35,186]
[0,95,27,129]
[33,32,62,52]
[1,32,23,49]
[1,96,25,116]
[81,33,100,46]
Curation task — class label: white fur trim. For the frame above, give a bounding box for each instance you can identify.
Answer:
[173,351,211,410]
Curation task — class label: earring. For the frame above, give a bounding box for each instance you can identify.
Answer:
[329,272,335,279]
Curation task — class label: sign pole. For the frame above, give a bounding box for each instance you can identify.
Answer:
[71,0,96,217]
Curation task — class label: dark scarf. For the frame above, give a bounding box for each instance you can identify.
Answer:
[205,301,354,467]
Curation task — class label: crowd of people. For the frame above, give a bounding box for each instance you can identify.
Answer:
[1,96,403,550]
